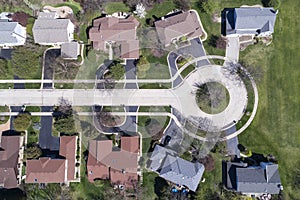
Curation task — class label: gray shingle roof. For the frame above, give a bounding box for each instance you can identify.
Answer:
[224,161,281,194]
[226,7,277,36]
[0,21,26,45]
[32,14,74,44]
[148,145,204,192]
[159,155,204,192]
[61,41,79,59]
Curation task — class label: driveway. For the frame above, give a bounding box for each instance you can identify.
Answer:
[176,38,210,67]
[161,108,184,151]
[119,59,138,134]
[168,52,183,88]
[225,36,240,62]
[42,48,61,89]
[225,125,240,158]
[38,48,60,151]
[39,106,59,151]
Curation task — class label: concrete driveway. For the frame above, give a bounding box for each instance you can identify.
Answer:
[225,36,240,62]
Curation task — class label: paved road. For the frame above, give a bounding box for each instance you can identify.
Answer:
[0,65,248,131]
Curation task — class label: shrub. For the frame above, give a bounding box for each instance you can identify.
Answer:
[13,113,32,132]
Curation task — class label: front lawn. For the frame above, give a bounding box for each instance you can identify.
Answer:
[104,2,130,14]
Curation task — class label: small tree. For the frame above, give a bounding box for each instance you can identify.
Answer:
[174,0,191,11]
[13,113,32,132]
[24,145,42,160]
[133,3,147,18]
[109,62,125,80]
[262,0,281,9]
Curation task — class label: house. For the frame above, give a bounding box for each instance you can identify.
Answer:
[32,12,74,45]
[222,161,282,196]
[155,10,203,46]
[61,41,80,59]
[0,13,26,47]
[26,136,77,184]
[87,136,140,188]
[0,135,23,188]
[89,15,140,59]
[148,145,205,192]
[224,7,277,37]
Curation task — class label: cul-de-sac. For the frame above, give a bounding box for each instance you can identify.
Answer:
[0,0,298,199]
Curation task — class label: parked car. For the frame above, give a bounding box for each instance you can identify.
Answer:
[164,135,172,146]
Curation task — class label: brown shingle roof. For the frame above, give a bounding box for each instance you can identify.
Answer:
[60,136,76,181]
[121,135,139,153]
[26,136,76,183]
[0,136,21,188]
[155,11,203,46]
[89,16,140,59]
[26,158,66,183]
[87,136,139,187]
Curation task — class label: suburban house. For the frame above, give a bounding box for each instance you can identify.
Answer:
[26,136,77,184]
[155,10,203,46]
[61,41,80,59]
[87,136,140,188]
[0,12,26,47]
[89,15,140,59]
[222,161,282,196]
[148,145,205,192]
[0,135,24,188]
[32,12,74,45]
[224,7,277,37]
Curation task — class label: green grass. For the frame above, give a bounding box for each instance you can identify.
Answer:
[104,2,130,15]
[139,0,176,26]
[235,1,300,199]
[0,106,9,124]
[142,172,159,200]
[180,64,195,78]
[25,106,40,146]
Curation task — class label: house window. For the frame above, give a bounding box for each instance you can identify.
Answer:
[34,178,38,182]
[89,171,93,174]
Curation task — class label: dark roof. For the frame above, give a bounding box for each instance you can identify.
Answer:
[225,7,277,35]
[223,161,281,194]
[0,136,22,188]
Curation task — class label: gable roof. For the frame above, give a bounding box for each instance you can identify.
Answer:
[59,136,76,181]
[87,136,139,186]
[0,135,22,188]
[224,161,281,194]
[148,144,177,171]
[0,21,26,46]
[159,155,204,192]
[26,136,77,183]
[61,41,80,59]
[26,158,66,183]
[148,145,204,192]
[32,12,74,44]
[89,16,140,59]
[155,10,203,46]
[225,7,277,35]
